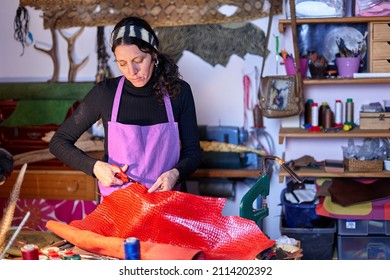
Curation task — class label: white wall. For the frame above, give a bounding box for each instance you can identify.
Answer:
[2,2,388,241]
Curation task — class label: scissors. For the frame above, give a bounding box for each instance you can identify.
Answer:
[112,164,139,184]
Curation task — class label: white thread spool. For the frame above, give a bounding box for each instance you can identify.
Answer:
[335,99,342,126]
[311,102,319,127]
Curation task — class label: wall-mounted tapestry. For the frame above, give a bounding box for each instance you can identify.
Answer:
[20,0,282,29]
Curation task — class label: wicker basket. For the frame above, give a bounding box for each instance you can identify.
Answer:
[344,158,383,172]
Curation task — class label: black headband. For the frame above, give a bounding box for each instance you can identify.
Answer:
[110,25,158,50]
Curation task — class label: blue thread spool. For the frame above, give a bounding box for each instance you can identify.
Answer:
[124,237,140,260]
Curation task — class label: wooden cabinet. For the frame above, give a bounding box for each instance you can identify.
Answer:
[279,16,390,182]
[0,169,98,201]
[369,22,390,72]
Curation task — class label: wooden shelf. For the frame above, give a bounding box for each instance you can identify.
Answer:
[278,16,390,32]
[279,167,390,183]
[279,127,390,144]
[191,168,261,179]
[303,77,390,85]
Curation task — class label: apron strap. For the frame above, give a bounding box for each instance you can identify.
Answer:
[111,76,125,122]
[163,90,175,123]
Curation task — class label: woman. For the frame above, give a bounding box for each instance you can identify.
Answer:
[49,16,201,197]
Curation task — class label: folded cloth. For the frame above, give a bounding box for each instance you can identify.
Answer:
[46,221,204,260]
[316,195,390,220]
[287,155,324,170]
[328,178,390,206]
[46,184,274,260]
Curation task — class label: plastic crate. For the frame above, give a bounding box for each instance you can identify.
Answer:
[338,219,390,236]
[281,188,329,228]
[280,218,336,260]
[337,235,390,260]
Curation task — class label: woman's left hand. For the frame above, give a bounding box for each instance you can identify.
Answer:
[148,168,179,193]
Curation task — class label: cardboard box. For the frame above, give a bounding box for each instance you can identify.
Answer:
[359,112,390,129]
[324,159,344,173]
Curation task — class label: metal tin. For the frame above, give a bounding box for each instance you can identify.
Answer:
[124,237,140,260]
[21,244,39,260]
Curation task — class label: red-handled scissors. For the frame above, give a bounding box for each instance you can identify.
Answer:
[112,164,139,184]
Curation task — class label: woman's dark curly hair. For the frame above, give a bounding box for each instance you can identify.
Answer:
[111,17,182,101]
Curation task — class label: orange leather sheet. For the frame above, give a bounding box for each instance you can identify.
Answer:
[46,221,203,259]
[46,184,274,260]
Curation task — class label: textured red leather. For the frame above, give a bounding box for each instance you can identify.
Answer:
[47,184,274,259]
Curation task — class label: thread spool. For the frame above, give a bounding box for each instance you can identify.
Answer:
[324,108,334,129]
[21,244,39,260]
[308,102,322,132]
[319,102,329,128]
[334,99,343,127]
[304,99,313,126]
[311,103,319,126]
[124,237,140,260]
[345,98,354,124]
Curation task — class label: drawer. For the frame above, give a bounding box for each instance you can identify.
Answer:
[0,169,98,201]
[338,219,390,236]
[371,42,390,59]
[372,23,390,41]
[338,235,390,260]
[371,59,390,72]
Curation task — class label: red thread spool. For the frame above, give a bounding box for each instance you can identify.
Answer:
[21,244,39,260]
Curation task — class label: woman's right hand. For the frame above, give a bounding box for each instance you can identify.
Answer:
[93,161,128,187]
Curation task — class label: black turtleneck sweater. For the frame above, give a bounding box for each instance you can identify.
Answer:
[49,76,201,182]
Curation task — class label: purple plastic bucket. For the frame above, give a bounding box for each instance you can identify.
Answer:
[285,57,309,78]
[336,56,361,78]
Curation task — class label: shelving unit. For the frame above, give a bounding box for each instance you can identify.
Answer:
[278,167,390,183]
[303,78,390,85]
[279,16,390,182]
[278,16,390,33]
[279,127,390,144]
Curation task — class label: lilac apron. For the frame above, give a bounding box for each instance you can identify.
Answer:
[98,76,180,197]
